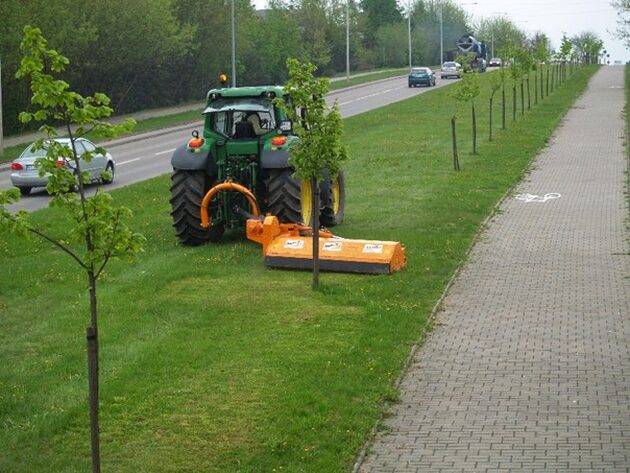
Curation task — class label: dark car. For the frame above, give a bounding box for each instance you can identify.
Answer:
[408,67,436,87]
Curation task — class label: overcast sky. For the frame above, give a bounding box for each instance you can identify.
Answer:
[252,0,628,63]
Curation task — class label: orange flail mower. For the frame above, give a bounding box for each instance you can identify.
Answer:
[200,181,406,274]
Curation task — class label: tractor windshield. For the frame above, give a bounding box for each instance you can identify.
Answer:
[204,98,276,138]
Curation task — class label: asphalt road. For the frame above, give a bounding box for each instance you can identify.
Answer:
[0,74,458,212]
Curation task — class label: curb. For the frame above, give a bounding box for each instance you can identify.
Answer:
[327,74,407,96]
[102,121,203,148]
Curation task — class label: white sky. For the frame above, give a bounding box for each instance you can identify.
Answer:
[252,0,628,63]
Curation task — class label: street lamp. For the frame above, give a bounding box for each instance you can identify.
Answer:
[346,1,350,80]
[0,56,3,156]
[231,0,236,87]
[439,4,443,65]
[408,0,412,68]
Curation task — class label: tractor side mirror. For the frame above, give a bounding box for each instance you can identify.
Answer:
[278,120,292,133]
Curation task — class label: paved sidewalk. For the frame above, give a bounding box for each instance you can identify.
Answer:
[359,66,630,472]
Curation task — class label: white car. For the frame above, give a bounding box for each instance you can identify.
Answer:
[440,61,462,79]
[10,138,115,195]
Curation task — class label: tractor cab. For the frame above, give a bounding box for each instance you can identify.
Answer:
[203,97,277,140]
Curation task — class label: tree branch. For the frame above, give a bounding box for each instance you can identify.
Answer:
[27,226,87,269]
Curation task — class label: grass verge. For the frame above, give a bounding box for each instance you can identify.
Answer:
[328,68,408,90]
[0,66,598,472]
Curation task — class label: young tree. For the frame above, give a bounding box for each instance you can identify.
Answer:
[559,34,573,82]
[571,31,604,64]
[0,26,143,473]
[488,71,502,141]
[612,0,630,48]
[503,45,521,122]
[498,65,508,130]
[532,33,551,102]
[450,71,480,159]
[275,58,347,289]
[517,49,534,112]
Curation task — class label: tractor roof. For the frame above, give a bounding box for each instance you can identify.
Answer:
[206,85,285,102]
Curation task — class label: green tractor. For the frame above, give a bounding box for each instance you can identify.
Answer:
[170,85,345,245]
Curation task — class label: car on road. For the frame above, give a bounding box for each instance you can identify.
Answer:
[10,138,115,195]
[440,61,462,79]
[488,57,503,67]
[408,67,436,87]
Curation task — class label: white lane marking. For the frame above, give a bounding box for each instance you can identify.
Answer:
[515,193,561,203]
[117,158,141,166]
[155,148,176,156]
[338,88,396,106]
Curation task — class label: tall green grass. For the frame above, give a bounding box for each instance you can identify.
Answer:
[0,66,598,472]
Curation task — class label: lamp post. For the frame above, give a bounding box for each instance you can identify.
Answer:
[231,0,236,87]
[0,56,3,156]
[439,4,443,65]
[408,0,412,68]
[346,1,350,80]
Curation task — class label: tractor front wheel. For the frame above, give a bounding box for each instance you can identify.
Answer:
[265,169,314,225]
[170,169,224,245]
[320,171,345,227]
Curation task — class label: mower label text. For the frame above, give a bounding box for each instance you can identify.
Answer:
[283,239,305,250]
[323,242,342,252]
[363,244,383,254]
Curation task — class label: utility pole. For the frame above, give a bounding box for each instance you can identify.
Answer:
[408,0,412,68]
[0,56,4,156]
[439,5,443,65]
[346,1,350,80]
[231,0,236,87]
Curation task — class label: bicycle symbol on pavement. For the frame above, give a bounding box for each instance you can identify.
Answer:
[515,193,561,203]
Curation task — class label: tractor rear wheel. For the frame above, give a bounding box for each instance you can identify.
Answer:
[265,169,313,225]
[170,169,224,245]
[320,171,345,227]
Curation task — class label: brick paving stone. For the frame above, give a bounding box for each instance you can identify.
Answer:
[359,66,630,472]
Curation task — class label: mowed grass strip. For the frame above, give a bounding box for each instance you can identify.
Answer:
[0,65,598,472]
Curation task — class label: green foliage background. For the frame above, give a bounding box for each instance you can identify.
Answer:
[0,0,477,135]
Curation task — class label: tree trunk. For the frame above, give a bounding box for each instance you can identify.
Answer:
[512,85,517,122]
[520,81,524,116]
[501,86,506,130]
[526,76,531,110]
[311,178,320,290]
[451,116,460,171]
[540,68,544,99]
[534,73,538,105]
[87,325,100,473]
[472,102,477,154]
[489,95,493,142]
[546,68,550,96]
[87,270,100,473]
